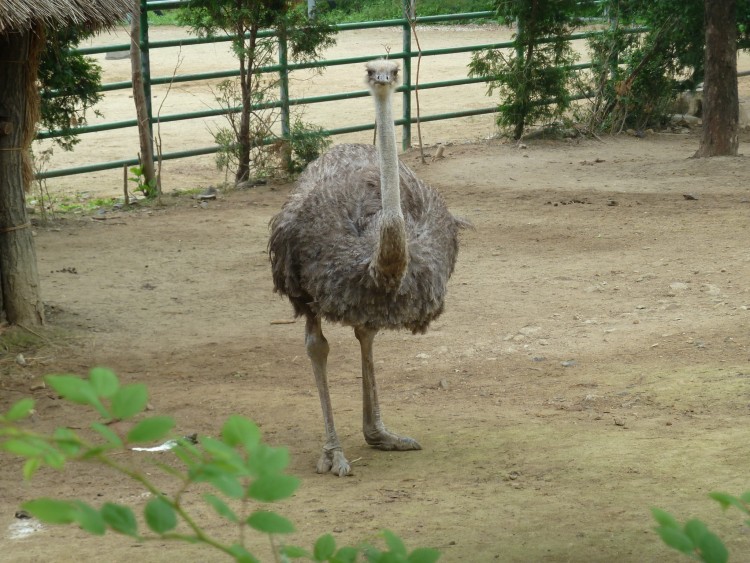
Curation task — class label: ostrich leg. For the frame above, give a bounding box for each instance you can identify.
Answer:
[355,327,422,451]
[305,316,351,476]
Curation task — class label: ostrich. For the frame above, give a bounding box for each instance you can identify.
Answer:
[269,59,468,476]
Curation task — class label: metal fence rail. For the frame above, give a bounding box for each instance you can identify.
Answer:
[37,2,612,180]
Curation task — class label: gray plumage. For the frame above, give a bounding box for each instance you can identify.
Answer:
[268,60,468,476]
[269,143,465,334]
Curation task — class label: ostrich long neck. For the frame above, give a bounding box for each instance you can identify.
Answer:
[374,90,401,218]
[372,88,408,287]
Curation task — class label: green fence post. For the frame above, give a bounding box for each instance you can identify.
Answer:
[140,0,154,139]
[278,25,292,171]
[401,0,412,150]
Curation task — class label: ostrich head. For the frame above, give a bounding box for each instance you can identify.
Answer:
[365,59,400,98]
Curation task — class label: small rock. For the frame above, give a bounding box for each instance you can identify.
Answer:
[416,352,430,359]
[614,418,626,427]
[15,510,31,519]
[682,194,698,201]
[438,379,449,390]
[561,360,577,368]
[15,353,27,366]
[29,381,46,391]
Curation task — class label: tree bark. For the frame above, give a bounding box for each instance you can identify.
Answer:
[694,0,739,157]
[130,2,157,191]
[0,29,45,325]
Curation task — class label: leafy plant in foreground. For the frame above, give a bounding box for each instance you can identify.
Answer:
[0,368,439,562]
[653,492,750,563]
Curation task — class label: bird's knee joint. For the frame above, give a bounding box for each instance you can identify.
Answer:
[306,333,329,358]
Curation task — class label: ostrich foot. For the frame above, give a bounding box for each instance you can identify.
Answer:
[365,429,421,451]
[317,449,351,477]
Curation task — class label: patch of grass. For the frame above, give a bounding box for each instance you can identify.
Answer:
[327,0,494,22]
[147,11,182,26]
[45,194,118,215]
[0,326,46,353]
[170,186,215,197]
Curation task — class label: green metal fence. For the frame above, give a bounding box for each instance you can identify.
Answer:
[37,2,604,180]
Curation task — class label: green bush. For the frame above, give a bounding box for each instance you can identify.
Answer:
[653,492,750,563]
[0,368,439,562]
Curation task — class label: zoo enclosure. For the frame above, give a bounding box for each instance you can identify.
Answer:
[38,1,623,180]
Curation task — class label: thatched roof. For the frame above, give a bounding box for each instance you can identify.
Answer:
[0,0,131,34]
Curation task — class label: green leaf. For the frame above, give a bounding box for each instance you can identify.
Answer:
[651,507,680,529]
[172,441,202,469]
[6,398,35,421]
[91,422,123,448]
[46,375,107,416]
[42,448,66,470]
[314,533,336,561]
[382,530,407,556]
[221,415,260,450]
[246,510,295,534]
[111,383,148,420]
[247,474,299,502]
[203,494,238,523]
[192,466,245,499]
[73,501,106,535]
[2,438,45,457]
[126,416,175,444]
[332,546,359,563]
[53,427,83,456]
[280,545,311,559]
[408,548,441,563]
[228,544,260,563]
[709,491,746,513]
[23,458,41,480]
[655,526,695,555]
[89,367,119,398]
[200,436,244,465]
[23,498,77,524]
[696,530,728,563]
[101,502,138,537]
[247,444,290,477]
[684,519,708,544]
[46,374,93,404]
[144,497,177,534]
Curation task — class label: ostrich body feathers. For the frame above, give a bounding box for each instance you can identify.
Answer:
[269,143,466,334]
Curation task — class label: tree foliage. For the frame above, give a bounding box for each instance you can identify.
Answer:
[469,0,591,139]
[588,0,750,132]
[180,0,336,184]
[38,27,103,151]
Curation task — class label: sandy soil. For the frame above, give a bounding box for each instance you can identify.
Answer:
[2,24,750,563]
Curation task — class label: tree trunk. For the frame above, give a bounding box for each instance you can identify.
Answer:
[130,2,157,191]
[235,29,257,186]
[694,0,739,157]
[0,29,45,325]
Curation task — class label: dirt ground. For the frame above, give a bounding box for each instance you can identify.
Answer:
[3,24,750,563]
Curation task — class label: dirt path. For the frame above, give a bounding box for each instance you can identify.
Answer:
[3,126,750,561]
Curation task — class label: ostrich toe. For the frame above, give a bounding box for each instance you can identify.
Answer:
[365,430,421,451]
[317,449,351,477]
